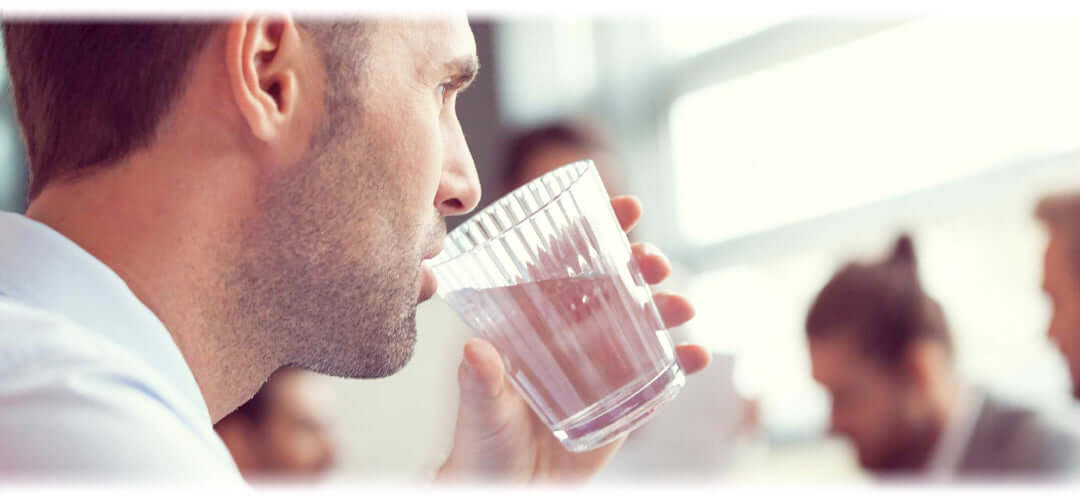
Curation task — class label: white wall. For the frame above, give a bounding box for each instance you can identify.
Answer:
[326,299,468,482]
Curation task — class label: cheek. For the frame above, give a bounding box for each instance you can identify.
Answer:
[849,404,879,436]
[367,100,444,206]
[1053,274,1080,339]
[1067,304,1080,335]
[853,393,897,437]
[1063,324,1080,360]
[398,111,447,215]
[1054,305,1080,345]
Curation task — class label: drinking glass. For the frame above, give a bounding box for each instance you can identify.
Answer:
[430,160,685,452]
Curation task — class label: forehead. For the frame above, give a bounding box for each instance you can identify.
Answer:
[368,16,476,68]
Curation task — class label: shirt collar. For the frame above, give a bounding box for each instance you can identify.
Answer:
[924,383,985,480]
[0,210,212,427]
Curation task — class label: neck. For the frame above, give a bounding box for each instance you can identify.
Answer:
[940,376,964,419]
[908,372,963,470]
[25,153,273,422]
[928,369,963,435]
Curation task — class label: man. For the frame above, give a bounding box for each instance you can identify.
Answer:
[0,17,710,482]
[1037,193,1080,403]
[215,367,338,483]
[806,235,1079,480]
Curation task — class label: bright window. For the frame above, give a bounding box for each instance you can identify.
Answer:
[670,20,1080,245]
[652,17,799,60]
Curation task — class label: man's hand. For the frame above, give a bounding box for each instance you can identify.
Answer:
[436,195,711,484]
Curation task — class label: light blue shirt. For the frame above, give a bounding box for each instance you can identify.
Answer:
[0,211,242,482]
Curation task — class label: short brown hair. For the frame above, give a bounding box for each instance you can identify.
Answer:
[805,235,953,368]
[2,21,217,199]
[502,120,612,190]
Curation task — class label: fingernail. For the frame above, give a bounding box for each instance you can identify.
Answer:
[462,338,483,377]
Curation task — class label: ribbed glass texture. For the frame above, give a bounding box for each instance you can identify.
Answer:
[431,160,684,452]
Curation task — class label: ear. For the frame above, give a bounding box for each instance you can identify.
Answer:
[903,339,946,394]
[225,15,305,146]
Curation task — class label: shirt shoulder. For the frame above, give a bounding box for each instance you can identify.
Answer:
[0,298,117,371]
[962,396,1080,478]
[0,298,242,483]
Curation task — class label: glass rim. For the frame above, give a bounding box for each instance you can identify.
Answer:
[429,159,597,273]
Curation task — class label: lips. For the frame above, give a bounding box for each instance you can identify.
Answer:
[418,261,438,303]
[422,244,444,261]
[417,243,443,303]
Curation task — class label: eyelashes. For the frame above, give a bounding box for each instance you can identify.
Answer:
[437,80,469,106]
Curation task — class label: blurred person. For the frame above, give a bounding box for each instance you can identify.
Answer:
[215,367,337,483]
[502,119,622,196]
[1037,193,1080,401]
[0,17,711,481]
[806,235,1079,480]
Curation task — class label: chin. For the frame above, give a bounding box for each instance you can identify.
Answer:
[858,454,882,472]
[369,330,418,378]
[301,312,419,380]
[856,446,896,474]
[861,458,904,476]
[374,316,420,377]
[345,339,417,379]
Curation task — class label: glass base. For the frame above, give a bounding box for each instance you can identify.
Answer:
[552,362,686,453]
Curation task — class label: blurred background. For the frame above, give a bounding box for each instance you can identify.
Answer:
[5,15,1080,483]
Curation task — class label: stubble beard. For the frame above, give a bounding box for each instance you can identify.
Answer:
[221,111,425,381]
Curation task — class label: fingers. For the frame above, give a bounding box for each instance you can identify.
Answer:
[653,292,695,329]
[458,338,507,399]
[441,339,530,481]
[632,242,672,284]
[612,198,704,377]
[675,344,712,375]
[611,195,643,233]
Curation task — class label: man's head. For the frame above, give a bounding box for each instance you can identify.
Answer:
[806,235,954,473]
[1036,193,1080,400]
[215,367,338,482]
[3,18,482,392]
[502,120,619,195]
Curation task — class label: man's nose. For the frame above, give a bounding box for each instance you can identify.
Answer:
[436,125,482,217]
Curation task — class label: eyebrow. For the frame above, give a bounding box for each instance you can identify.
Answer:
[445,55,481,90]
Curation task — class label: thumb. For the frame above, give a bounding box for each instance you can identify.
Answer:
[457,337,510,414]
[440,338,526,480]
